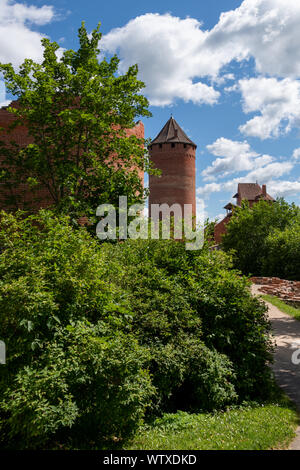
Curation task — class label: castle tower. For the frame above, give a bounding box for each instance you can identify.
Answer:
[148,117,196,220]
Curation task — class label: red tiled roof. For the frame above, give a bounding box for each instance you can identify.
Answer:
[233,183,274,202]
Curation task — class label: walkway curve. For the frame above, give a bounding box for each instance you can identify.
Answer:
[251,285,300,450]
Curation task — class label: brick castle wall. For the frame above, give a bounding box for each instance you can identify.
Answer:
[214,214,232,244]
[0,101,144,212]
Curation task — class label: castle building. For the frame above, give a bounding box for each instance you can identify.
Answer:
[214,183,275,244]
[148,117,196,220]
[0,100,144,213]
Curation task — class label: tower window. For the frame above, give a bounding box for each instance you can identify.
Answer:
[184,144,187,148]
[171,143,175,148]
[159,144,162,149]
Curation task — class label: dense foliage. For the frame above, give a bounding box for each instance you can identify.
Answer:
[0,23,154,219]
[262,222,300,280]
[222,199,300,278]
[0,211,273,449]
[101,239,273,402]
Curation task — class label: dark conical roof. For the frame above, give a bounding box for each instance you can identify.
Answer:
[150,117,196,147]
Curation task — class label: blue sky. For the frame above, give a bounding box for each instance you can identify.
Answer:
[1,0,300,221]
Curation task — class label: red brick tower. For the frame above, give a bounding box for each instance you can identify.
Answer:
[148,117,196,219]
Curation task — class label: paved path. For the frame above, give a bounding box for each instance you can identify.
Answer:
[251,285,300,450]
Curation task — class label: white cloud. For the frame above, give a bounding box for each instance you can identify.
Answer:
[0,0,55,67]
[0,77,11,107]
[203,137,275,180]
[239,161,293,183]
[238,77,300,139]
[1,0,54,25]
[101,13,220,107]
[198,178,300,207]
[0,99,11,108]
[196,183,222,199]
[101,1,300,108]
[292,148,300,161]
[267,180,300,198]
[198,137,295,200]
[197,172,299,202]
[208,0,300,137]
[214,213,227,222]
[196,197,207,225]
[206,0,300,79]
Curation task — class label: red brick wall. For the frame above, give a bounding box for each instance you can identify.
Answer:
[0,101,55,211]
[148,142,196,218]
[214,214,232,244]
[0,103,144,212]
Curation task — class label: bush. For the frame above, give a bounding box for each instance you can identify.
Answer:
[0,211,153,448]
[101,238,273,402]
[0,211,274,449]
[147,335,237,412]
[186,249,274,399]
[1,321,153,449]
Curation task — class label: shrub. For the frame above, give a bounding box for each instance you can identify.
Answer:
[0,211,274,449]
[186,249,274,399]
[98,239,238,412]
[0,211,153,448]
[147,335,237,412]
[1,322,153,449]
[101,238,273,402]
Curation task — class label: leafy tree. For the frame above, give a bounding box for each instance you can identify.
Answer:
[222,198,300,276]
[0,22,153,219]
[262,221,300,280]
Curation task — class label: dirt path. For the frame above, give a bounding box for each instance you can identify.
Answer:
[251,285,300,450]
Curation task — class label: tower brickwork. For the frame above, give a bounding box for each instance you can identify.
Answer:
[148,117,196,219]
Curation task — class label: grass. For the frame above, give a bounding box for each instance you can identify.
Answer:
[261,295,300,321]
[126,398,298,450]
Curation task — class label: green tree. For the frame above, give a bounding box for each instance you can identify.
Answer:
[222,198,300,276]
[262,221,300,280]
[0,22,153,219]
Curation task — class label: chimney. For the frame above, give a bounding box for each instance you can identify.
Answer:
[262,184,267,197]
